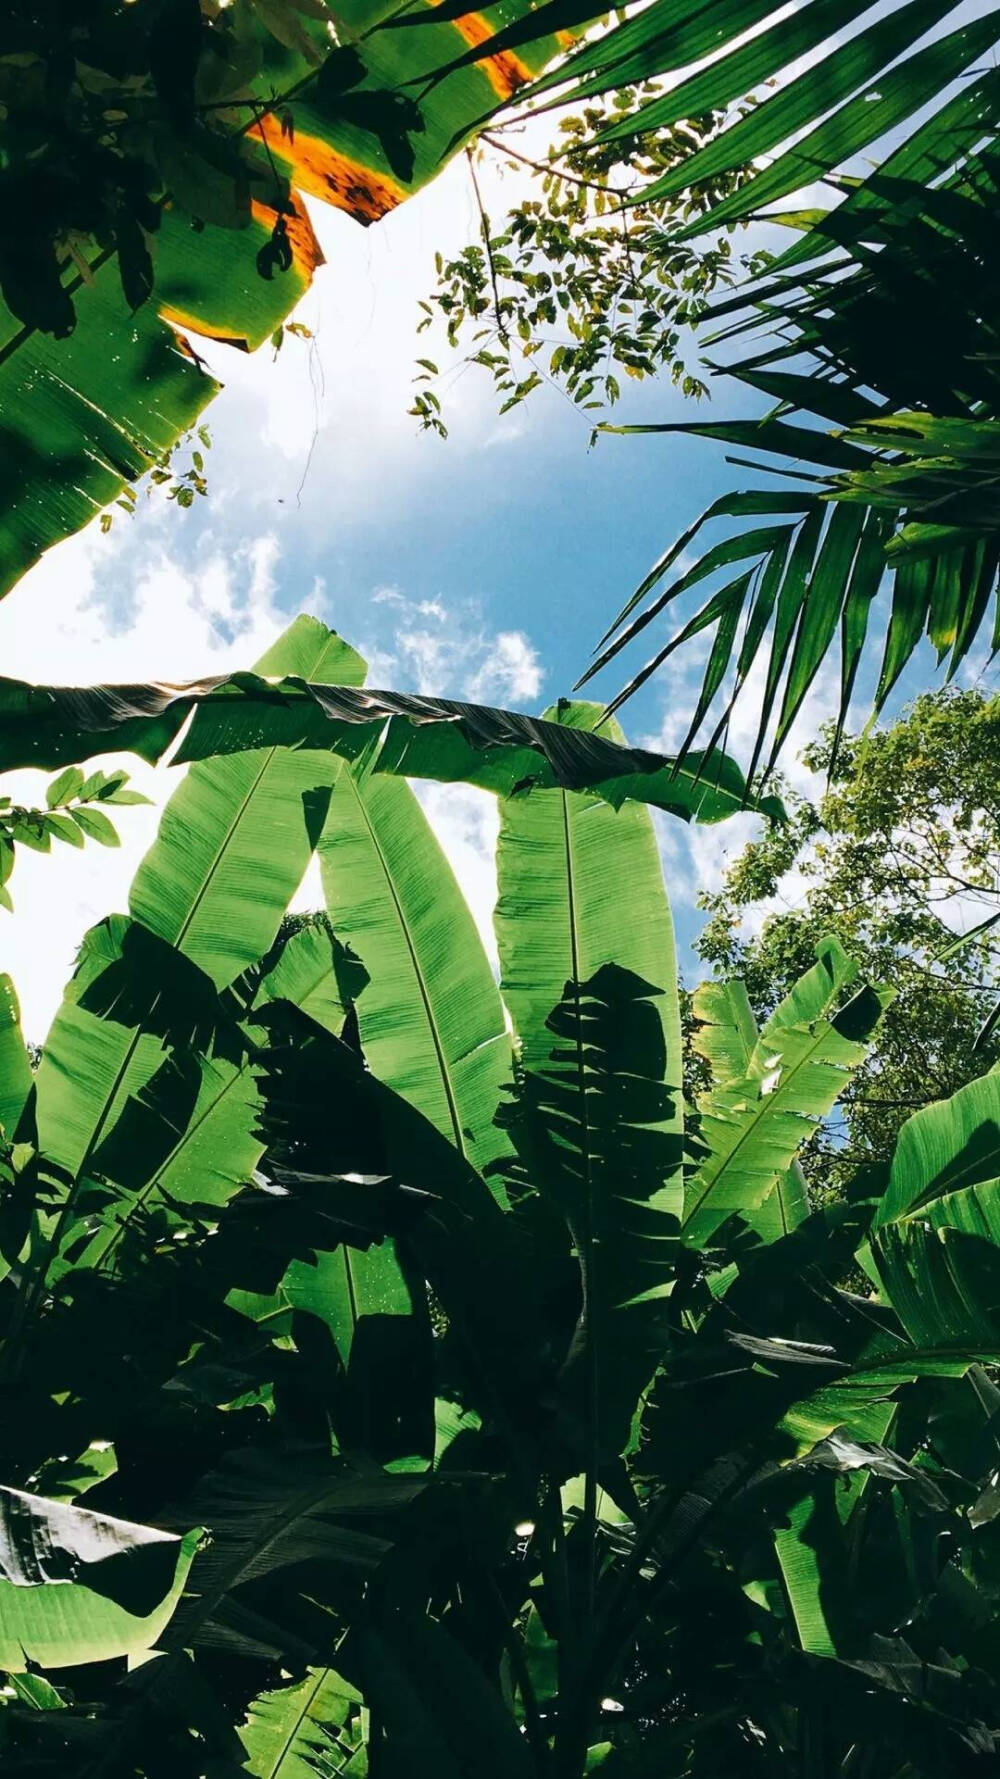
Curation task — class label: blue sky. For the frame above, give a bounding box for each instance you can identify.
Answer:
[2,138,986,1038]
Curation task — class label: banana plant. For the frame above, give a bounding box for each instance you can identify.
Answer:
[0,615,999,1775]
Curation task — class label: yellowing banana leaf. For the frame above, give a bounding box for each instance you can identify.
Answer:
[0,0,587,602]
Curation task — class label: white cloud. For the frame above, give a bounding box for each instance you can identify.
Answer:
[2,523,296,1042]
[480,416,529,451]
[5,520,286,686]
[467,630,543,705]
[356,588,544,704]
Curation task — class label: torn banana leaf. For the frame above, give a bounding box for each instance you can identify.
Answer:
[0,659,783,825]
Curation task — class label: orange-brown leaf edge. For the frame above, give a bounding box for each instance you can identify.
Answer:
[251,196,325,280]
[256,113,406,224]
[158,195,323,349]
[441,8,535,100]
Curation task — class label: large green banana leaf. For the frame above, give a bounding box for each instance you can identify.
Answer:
[0,1485,199,1672]
[161,1449,426,1664]
[683,939,887,1247]
[646,1172,1000,1494]
[129,617,365,988]
[0,974,32,1144]
[64,919,361,1277]
[493,701,683,1460]
[225,663,439,1464]
[318,767,512,1176]
[873,1068,1000,1237]
[53,1454,427,1768]
[743,1252,1000,1458]
[251,994,549,1460]
[257,637,511,1455]
[870,1218,1000,1364]
[496,700,682,1082]
[0,666,782,823]
[235,1020,437,1467]
[29,618,362,1300]
[0,0,590,601]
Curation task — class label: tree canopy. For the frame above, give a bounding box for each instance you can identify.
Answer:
[697,688,1000,1198]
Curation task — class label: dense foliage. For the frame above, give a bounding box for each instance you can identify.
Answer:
[697,689,1000,1199]
[0,617,997,1778]
[3,3,1000,1773]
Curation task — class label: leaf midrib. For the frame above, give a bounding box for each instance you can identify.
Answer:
[343,771,467,1157]
[257,1665,332,1779]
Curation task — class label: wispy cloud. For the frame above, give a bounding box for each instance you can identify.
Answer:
[467,630,544,704]
[356,587,543,704]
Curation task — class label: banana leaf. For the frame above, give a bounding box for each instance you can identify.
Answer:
[0,1486,199,1672]
[0,666,783,824]
[683,940,888,1247]
[493,702,683,1462]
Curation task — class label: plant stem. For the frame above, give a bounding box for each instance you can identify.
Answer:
[484,1573,550,1772]
[481,131,634,202]
[466,147,510,346]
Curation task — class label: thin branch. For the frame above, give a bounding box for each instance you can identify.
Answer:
[466,146,510,347]
[619,199,640,301]
[481,130,635,202]
[251,102,286,206]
